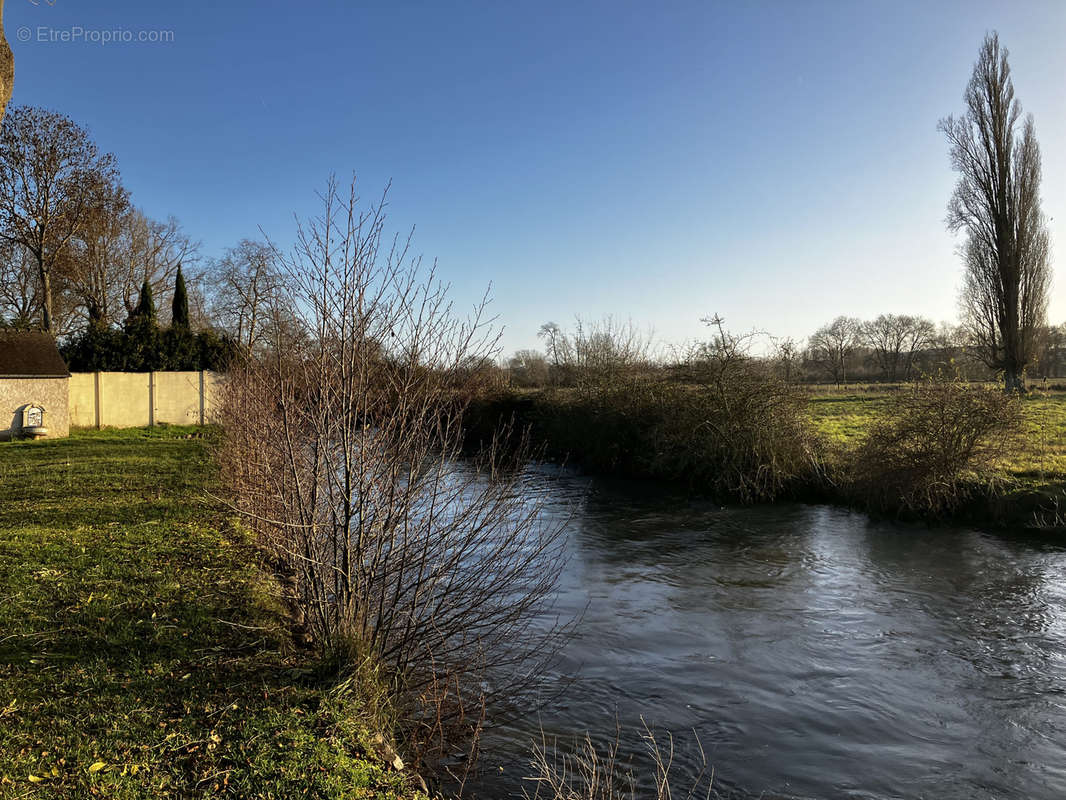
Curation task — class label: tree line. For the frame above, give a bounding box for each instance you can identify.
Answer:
[501,312,1066,390]
[803,315,1064,385]
[0,106,292,369]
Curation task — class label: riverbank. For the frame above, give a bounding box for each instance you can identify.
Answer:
[464,386,1066,531]
[809,389,1066,528]
[0,429,421,798]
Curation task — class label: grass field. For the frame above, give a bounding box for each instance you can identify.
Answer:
[807,389,1066,484]
[0,428,417,799]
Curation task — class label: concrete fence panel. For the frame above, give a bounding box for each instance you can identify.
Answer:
[203,372,224,423]
[153,371,204,425]
[68,373,97,428]
[69,371,221,429]
[100,373,151,428]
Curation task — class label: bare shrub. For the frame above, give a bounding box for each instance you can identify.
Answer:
[651,316,818,501]
[215,177,567,776]
[508,349,551,389]
[538,317,655,394]
[523,720,715,800]
[569,316,655,397]
[849,371,1021,514]
[476,316,817,502]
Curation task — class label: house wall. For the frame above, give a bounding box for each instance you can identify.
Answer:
[68,371,222,429]
[0,377,71,440]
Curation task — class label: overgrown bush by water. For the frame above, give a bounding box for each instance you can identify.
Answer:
[467,323,820,503]
[843,372,1022,517]
[466,357,1046,527]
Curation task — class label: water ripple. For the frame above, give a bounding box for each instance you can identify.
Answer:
[471,467,1066,800]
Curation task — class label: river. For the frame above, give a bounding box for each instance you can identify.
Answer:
[467,464,1066,799]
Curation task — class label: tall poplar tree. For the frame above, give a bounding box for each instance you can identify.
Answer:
[940,33,1052,392]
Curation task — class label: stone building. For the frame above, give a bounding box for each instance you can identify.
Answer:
[0,331,71,440]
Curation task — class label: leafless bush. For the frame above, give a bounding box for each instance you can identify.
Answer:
[215,177,567,775]
[523,720,715,800]
[849,371,1021,514]
[538,317,656,393]
[653,316,818,501]
[507,349,551,388]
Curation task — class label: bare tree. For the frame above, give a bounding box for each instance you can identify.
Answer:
[56,201,197,331]
[0,240,38,327]
[0,107,122,334]
[861,314,936,381]
[538,317,654,393]
[62,180,130,326]
[809,316,861,384]
[940,32,1052,392]
[569,316,654,395]
[115,211,199,322]
[183,271,214,331]
[902,316,937,379]
[538,320,573,381]
[216,178,566,773]
[1033,323,1066,380]
[508,349,550,387]
[772,336,802,384]
[210,238,285,350]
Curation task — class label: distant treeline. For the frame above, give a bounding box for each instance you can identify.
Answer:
[497,315,1066,390]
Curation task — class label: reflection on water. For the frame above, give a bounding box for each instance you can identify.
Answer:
[471,464,1066,799]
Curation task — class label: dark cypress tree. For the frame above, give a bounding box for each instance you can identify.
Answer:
[132,279,156,324]
[171,264,190,330]
[124,279,160,370]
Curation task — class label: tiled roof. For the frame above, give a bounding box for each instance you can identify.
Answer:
[0,331,70,377]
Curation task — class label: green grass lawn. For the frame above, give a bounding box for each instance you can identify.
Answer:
[806,393,890,447]
[808,389,1066,485]
[0,428,417,799]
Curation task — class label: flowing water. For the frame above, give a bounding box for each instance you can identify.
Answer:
[469,465,1066,799]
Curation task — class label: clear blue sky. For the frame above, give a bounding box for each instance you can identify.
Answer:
[8,0,1066,355]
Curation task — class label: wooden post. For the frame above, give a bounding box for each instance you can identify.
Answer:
[148,372,155,428]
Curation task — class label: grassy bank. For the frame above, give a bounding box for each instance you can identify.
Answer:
[809,390,1066,481]
[0,428,418,799]
[466,386,1066,529]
